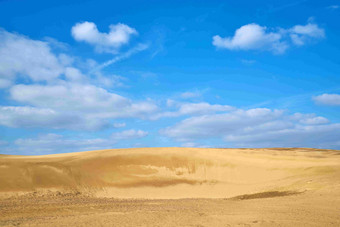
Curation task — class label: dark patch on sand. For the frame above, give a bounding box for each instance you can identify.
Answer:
[228,190,303,200]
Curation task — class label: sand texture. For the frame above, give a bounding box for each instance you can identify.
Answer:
[0,147,340,226]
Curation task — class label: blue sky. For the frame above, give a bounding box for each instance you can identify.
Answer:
[1,0,340,154]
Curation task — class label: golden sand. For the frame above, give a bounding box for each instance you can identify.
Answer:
[1,147,339,226]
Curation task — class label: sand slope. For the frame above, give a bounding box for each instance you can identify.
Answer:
[1,147,340,226]
[1,147,340,198]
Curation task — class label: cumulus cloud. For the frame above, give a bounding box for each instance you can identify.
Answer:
[213,23,287,54]
[213,22,325,54]
[71,21,137,53]
[0,29,64,86]
[160,108,339,149]
[313,94,340,106]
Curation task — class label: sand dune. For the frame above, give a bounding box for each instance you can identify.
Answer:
[1,147,340,226]
[1,147,339,198]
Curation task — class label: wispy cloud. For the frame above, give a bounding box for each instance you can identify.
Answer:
[180,91,202,99]
[112,129,148,140]
[92,43,149,72]
[241,59,256,65]
[327,5,339,10]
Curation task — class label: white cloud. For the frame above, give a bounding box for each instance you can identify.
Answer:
[213,22,325,54]
[152,102,233,119]
[289,23,324,37]
[0,106,109,130]
[299,116,329,125]
[327,5,339,10]
[0,28,155,130]
[71,21,137,53]
[11,83,157,116]
[166,99,176,107]
[177,102,233,115]
[160,108,339,148]
[10,83,127,112]
[224,123,340,148]
[43,37,70,51]
[11,130,148,154]
[241,59,256,65]
[0,140,8,147]
[290,113,329,125]
[95,73,127,88]
[289,23,325,46]
[0,29,64,86]
[112,129,148,140]
[180,91,201,99]
[213,23,287,54]
[181,142,199,147]
[0,27,157,127]
[93,43,149,72]
[313,94,340,106]
[64,67,87,82]
[113,122,126,128]
[0,28,158,131]
[0,78,12,88]
[58,53,74,66]
[77,58,128,87]
[14,134,115,154]
[161,108,283,140]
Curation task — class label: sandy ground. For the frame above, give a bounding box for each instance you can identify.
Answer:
[0,147,340,226]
